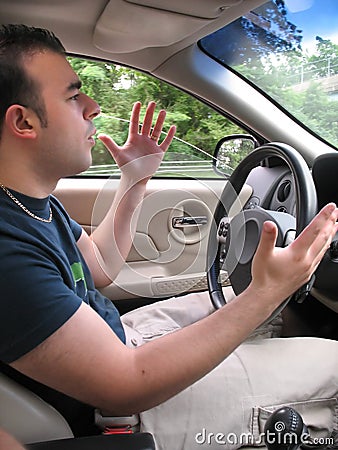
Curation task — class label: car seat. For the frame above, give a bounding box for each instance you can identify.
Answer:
[0,372,155,449]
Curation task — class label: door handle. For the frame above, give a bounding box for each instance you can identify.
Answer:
[172,216,208,228]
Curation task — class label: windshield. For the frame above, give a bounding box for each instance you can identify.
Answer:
[200,0,338,150]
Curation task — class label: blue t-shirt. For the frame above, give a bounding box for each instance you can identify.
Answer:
[0,188,125,364]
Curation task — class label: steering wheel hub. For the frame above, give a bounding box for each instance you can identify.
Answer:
[224,208,296,295]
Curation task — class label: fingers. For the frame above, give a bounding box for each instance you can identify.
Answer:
[292,203,338,260]
[308,204,338,267]
[150,109,166,143]
[129,101,141,135]
[160,124,177,152]
[98,101,176,174]
[254,221,278,260]
[132,101,176,146]
[97,133,119,160]
[140,101,158,137]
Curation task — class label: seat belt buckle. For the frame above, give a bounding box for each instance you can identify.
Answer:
[103,425,133,435]
[94,409,140,433]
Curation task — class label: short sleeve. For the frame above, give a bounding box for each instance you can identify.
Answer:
[69,218,83,241]
[0,241,82,363]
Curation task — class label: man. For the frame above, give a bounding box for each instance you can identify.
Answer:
[0,24,337,449]
[0,429,25,450]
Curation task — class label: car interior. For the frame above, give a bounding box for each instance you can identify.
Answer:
[0,0,338,448]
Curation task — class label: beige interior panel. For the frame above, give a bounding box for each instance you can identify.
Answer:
[94,1,211,53]
[54,178,252,301]
[0,0,265,72]
[0,373,73,444]
[95,0,243,53]
[125,0,242,18]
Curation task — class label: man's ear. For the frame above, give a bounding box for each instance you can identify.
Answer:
[5,104,38,140]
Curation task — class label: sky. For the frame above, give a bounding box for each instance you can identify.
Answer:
[284,0,338,52]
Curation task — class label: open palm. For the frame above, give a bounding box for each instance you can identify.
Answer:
[98,101,176,184]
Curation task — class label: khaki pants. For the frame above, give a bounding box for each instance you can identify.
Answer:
[121,288,338,450]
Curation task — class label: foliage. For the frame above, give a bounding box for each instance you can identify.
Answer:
[232,35,338,148]
[68,58,242,171]
[200,0,338,150]
[200,0,302,67]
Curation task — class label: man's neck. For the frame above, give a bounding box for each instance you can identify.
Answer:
[0,167,57,199]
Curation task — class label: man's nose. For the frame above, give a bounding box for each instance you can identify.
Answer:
[84,94,101,120]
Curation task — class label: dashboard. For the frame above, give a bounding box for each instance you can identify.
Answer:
[243,152,338,313]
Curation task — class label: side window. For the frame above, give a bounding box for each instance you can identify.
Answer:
[69,57,248,178]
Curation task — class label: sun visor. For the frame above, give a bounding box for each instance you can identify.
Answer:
[93,0,243,53]
[125,0,242,19]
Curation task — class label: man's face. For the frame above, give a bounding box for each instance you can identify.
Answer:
[23,50,100,180]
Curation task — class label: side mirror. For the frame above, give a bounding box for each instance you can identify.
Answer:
[213,134,259,177]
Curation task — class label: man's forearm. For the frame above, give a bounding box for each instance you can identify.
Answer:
[89,175,147,285]
[0,429,25,450]
[80,101,175,287]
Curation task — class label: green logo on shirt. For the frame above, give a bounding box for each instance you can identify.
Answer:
[71,262,87,293]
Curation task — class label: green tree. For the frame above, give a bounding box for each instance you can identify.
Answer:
[307,38,338,79]
[201,0,302,66]
[68,57,248,171]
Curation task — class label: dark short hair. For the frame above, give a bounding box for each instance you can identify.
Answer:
[0,24,66,135]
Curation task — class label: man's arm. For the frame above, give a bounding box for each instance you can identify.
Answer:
[11,204,338,415]
[77,101,176,287]
[0,429,25,450]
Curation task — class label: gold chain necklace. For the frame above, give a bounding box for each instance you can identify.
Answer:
[0,184,52,223]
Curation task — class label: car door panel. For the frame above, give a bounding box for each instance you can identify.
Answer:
[54,178,252,301]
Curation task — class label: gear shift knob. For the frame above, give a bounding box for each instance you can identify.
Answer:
[264,407,308,450]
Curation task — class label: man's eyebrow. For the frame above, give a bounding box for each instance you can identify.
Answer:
[66,79,82,92]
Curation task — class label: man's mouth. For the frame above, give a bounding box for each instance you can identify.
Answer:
[88,129,97,144]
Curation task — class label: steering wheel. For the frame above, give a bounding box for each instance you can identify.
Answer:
[207,142,318,317]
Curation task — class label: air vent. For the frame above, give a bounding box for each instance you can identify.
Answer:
[277,180,291,202]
